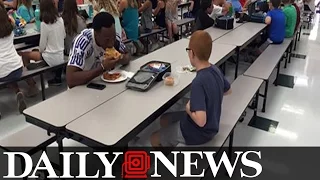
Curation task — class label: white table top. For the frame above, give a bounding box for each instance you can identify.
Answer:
[24,39,192,128]
[244,38,291,80]
[178,75,263,147]
[14,23,40,41]
[188,22,244,41]
[66,41,237,146]
[214,22,267,47]
[66,60,196,146]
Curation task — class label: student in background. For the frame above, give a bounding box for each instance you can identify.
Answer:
[3,0,17,9]
[138,0,153,33]
[17,0,34,23]
[153,0,166,29]
[291,0,300,32]
[121,0,143,55]
[92,0,123,39]
[20,0,66,71]
[195,0,214,30]
[46,0,86,86]
[0,3,38,112]
[166,0,180,42]
[259,0,285,51]
[282,0,297,38]
[210,0,230,20]
[150,30,231,147]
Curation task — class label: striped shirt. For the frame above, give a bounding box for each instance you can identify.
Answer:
[67,29,126,70]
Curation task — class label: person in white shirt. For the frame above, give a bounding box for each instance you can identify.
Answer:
[20,0,66,70]
[66,12,130,88]
[0,3,38,113]
[210,0,230,19]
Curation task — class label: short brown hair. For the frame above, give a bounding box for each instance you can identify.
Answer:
[189,30,212,61]
[0,3,13,38]
[282,0,290,4]
[40,0,59,24]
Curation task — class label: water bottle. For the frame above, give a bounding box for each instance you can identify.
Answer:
[88,4,93,18]
[35,5,40,32]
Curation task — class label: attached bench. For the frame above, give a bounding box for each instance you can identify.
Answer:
[139,28,167,54]
[177,75,263,176]
[0,57,68,101]
[176,18,195,38]
[243,39,292,112]
[0,125,57,180]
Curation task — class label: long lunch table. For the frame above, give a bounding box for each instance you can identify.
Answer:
[65,42,237,147]
[14,23,40,44]
[203,22,245,41]
[214,22,267,79]
[23,39,196,145]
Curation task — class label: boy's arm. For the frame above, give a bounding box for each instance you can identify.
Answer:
[223,75,232,96]
[189,0,195,11]
[265,16,271,24]
[139,0,151,13]
[186,81,207,127]
[186,101,207,127]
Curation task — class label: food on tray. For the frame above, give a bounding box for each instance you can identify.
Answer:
[103,72,121,80]
[182,65,196,72]
[105,47,121,59]
[164,76,174,86]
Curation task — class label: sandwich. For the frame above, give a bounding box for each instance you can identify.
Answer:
[105,47,121,59]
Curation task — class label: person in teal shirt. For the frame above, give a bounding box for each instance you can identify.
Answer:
[121,0,142,54]
[17,0,35,23]
[282,0,297,38]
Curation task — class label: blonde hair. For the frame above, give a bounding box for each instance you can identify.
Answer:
[94,0,120,16]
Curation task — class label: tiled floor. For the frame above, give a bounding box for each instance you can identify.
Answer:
[1,15,320,150]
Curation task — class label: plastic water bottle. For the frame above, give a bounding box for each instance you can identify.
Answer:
[35,5,40,32]
[88,4,93,18]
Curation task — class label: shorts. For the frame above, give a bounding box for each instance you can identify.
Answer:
[0,67,23,82]
[165,9,178,22]
[159,111,186,147]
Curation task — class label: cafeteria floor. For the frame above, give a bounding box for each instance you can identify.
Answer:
[1,16,320,147]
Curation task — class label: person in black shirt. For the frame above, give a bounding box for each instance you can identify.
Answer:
[194,0,214,31]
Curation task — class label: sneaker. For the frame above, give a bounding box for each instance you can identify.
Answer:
[26,61,48,70]
[26,86,40,98]
[48,78,62,86]
[16,92,27,114]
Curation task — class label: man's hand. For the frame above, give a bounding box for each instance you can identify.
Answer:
[102,56,120,71]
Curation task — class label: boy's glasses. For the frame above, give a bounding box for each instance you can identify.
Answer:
[186,48,192,52]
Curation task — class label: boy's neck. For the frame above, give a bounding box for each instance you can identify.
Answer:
[284,3,291,6]
[195,61,211,71]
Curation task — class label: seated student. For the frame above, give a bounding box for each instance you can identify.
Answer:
[0,3,38,112]
[138,0,153,33]
[184,0,201,18]
[165,0,180,42]
[66,12,130,88]
[150,30,232,147]
[210,0,230,20]
[153,0,166,29]
[195,0,214,30]
[20,0,66,71]
[47,0,87,86]
[121,0,143,55]
[291,0,300,32]
[259,0,285,51]
[228,0,242,13]
[282,0,297,38]
[17,0,35,23]
[3,0,17,9]
[92,0,123,39]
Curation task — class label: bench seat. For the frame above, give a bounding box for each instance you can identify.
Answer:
[243,38,292,112]
[0,125,56,153]
[177,75,263,148]
[176,18,195,26]
[244,39,291,80]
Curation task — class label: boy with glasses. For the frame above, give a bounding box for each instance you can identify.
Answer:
[150,30,232,147]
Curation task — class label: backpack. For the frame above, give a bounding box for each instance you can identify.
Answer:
[248,0,268,23]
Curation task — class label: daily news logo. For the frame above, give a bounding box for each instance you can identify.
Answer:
[3,150,262,179]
